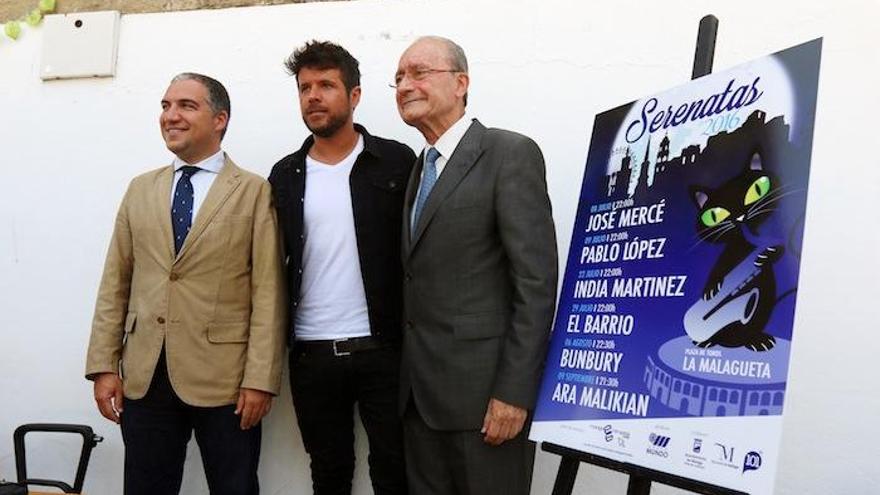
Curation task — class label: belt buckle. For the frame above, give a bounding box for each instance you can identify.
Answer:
[332,339,351,357]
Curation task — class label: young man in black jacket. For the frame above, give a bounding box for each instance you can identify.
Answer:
[268,41,414,495]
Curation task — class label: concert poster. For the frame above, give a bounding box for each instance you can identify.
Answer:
[530,39,822,494]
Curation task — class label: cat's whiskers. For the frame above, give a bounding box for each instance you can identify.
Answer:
[689,221,737,251]
[702,223,736,242]
[748,208,778,220]
[752,184,793,205]
[696,219,736,237]
[691,228,719,247]
[747,211,773,222]
[695,227,719,241]
[753,185,802,205]
[746,189,802,218]
[766,183,797,194]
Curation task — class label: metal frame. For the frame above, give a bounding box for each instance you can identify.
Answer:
[14,423,103,493]
[692,15,719,79]
[543,442,748,495]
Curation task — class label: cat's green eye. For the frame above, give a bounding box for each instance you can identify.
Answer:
[701,207,730,227]
[744,176,771,205]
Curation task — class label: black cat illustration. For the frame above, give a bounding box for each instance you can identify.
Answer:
[683,150,784,351]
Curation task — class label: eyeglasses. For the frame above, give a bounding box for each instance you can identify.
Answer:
[389,67,460,88]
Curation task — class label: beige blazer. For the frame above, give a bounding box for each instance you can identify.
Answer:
[85,157,286,407]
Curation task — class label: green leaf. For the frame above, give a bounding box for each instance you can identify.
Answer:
[5,21,22,40]
[25,9,43,27]
[38,0,56,14]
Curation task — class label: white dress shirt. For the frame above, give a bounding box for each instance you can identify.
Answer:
[411,114,474,227]
[170,149,225,221]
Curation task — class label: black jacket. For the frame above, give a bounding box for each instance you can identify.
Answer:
[268,125,415,343]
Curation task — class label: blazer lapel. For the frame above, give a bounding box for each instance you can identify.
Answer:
[175,156,241,263]
[154,165,176,262]
[402,151,423,257]
[408,120,486,253]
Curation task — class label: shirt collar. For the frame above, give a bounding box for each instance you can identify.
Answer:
[173,149,225,174]
[354,124,381,159]
[428,113,473,159]
[292,126,373,166]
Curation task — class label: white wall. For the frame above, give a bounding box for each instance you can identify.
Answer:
[1,0,877,493]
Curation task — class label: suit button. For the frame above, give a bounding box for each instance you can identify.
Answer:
[405,272,412,282]
[169,272,179,281]
[406,321,413,330]
[157,317,166,324]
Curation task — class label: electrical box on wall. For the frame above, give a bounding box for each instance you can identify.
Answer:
[40,11,121,81]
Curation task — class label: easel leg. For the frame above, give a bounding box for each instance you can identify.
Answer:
[691,14,719,79]
[551,456,580,495]
[626,475,652,495]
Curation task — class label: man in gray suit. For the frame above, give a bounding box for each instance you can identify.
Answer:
[393,36,558,494]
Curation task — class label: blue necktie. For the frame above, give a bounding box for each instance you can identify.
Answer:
[412,147,441,230]
[172,166,200,254]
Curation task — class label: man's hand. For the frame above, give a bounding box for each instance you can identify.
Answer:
[94,373,124,424]
[481,398,527,446]
[235,388,273,430]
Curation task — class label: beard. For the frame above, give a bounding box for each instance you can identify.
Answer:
[303,109,350,138]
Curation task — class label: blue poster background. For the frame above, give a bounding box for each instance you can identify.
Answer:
[533,39,821,425]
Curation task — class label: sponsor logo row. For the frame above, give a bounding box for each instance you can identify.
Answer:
[598,424,762,474]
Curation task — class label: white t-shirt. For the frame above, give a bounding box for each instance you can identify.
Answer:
[294,135,371,341]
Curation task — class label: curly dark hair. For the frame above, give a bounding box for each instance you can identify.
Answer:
[284,40,360,92]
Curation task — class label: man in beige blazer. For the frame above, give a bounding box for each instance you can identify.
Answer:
[85,73,285,495]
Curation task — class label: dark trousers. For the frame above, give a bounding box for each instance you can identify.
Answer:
[120,351,261,495]
[403,401,535,495]
[289,344,407,495]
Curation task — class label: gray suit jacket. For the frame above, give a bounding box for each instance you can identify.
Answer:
[400,119,558,431]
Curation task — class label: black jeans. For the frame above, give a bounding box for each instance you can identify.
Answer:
[290,344,407,495]
[120,351,261,495]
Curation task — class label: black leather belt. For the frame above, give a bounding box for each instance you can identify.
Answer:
[293,336,391,357]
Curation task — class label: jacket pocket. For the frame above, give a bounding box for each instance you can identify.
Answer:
[370,175,404,193]
[122,312,137,347]
[124,312,137,334]
[453,312,505,340]
[207,322,249,343]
